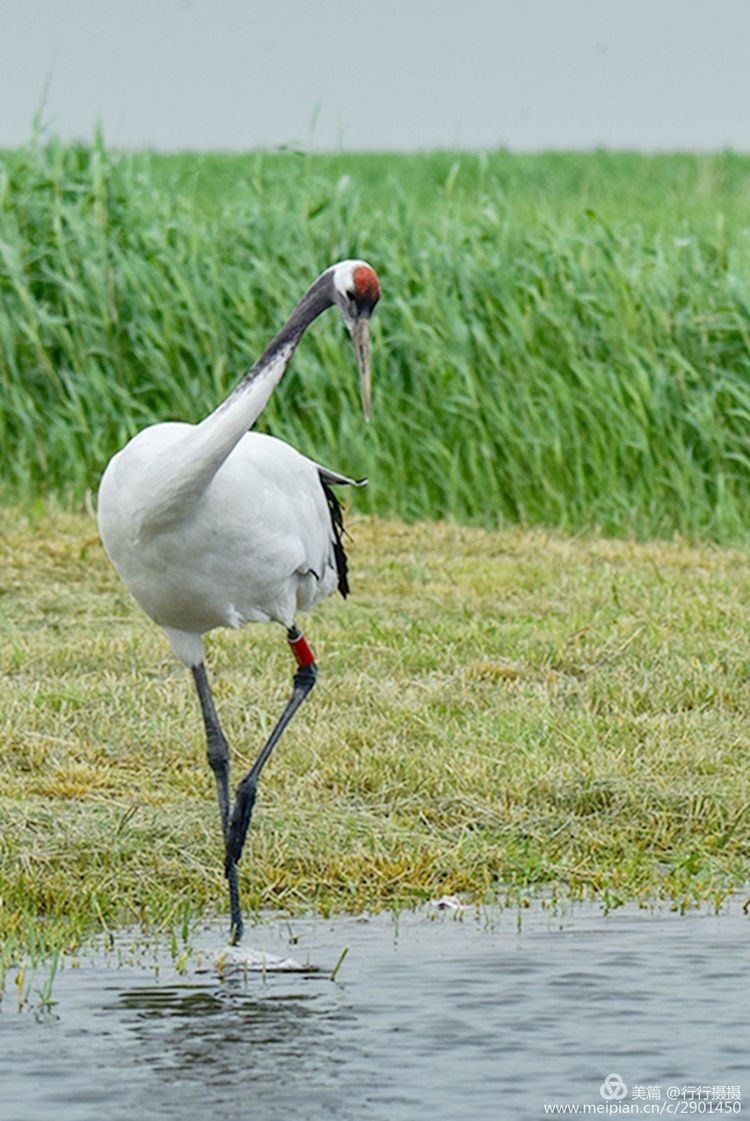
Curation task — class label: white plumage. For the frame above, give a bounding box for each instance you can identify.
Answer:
[99,426,347,665]
[98,260,378,663]
[97,258,380,942]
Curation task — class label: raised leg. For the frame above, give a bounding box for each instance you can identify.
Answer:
[191,662,243,942]
[225,627,317,893]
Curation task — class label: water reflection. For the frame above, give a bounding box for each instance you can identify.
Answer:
[1,904,747,1121]
[113,978,360,1115]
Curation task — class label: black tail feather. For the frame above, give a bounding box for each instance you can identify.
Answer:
[319,474,350,598]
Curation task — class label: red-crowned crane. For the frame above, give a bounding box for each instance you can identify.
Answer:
[97,260,380,943]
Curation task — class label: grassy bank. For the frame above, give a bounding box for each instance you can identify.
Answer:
[1,507,748,955]
[3,139,750,538]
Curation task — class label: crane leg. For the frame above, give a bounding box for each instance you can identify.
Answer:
[224,627,317,906]
[191,662,243,943]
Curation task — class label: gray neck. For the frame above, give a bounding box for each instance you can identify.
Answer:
[229,269,335,401]
[135,269,337,534]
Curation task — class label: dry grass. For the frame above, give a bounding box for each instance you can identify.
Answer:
[1,504,749,954]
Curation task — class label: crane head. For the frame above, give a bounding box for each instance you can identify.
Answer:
[331,260,380,421]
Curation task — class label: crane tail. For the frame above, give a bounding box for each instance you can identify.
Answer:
[318,473,352,599]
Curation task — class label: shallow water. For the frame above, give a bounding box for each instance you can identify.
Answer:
[1,901,747,1121]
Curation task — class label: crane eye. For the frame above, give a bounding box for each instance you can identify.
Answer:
[345,288,356,301]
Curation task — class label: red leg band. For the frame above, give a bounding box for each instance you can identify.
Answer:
[288,632,316,668]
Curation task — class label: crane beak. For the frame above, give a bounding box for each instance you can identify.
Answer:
[351,317,372,422]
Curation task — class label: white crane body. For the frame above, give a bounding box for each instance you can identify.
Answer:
[99,425,345,664]
[96,259,380,943]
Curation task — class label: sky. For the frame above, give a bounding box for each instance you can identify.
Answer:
[2,0,749,152]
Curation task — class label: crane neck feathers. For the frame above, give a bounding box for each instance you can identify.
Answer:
[227,269,335,406]
[256,270,335,376]
[136,269,337,532]
[211,267,336,435]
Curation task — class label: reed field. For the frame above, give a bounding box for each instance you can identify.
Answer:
[1,137,750,956]
[3,136,750,538]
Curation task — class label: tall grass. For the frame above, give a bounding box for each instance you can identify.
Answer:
[3,135,750,539]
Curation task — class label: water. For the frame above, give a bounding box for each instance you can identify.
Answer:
[1,901,747,1121]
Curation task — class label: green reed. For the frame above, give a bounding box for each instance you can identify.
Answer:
[3,135,750,541]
